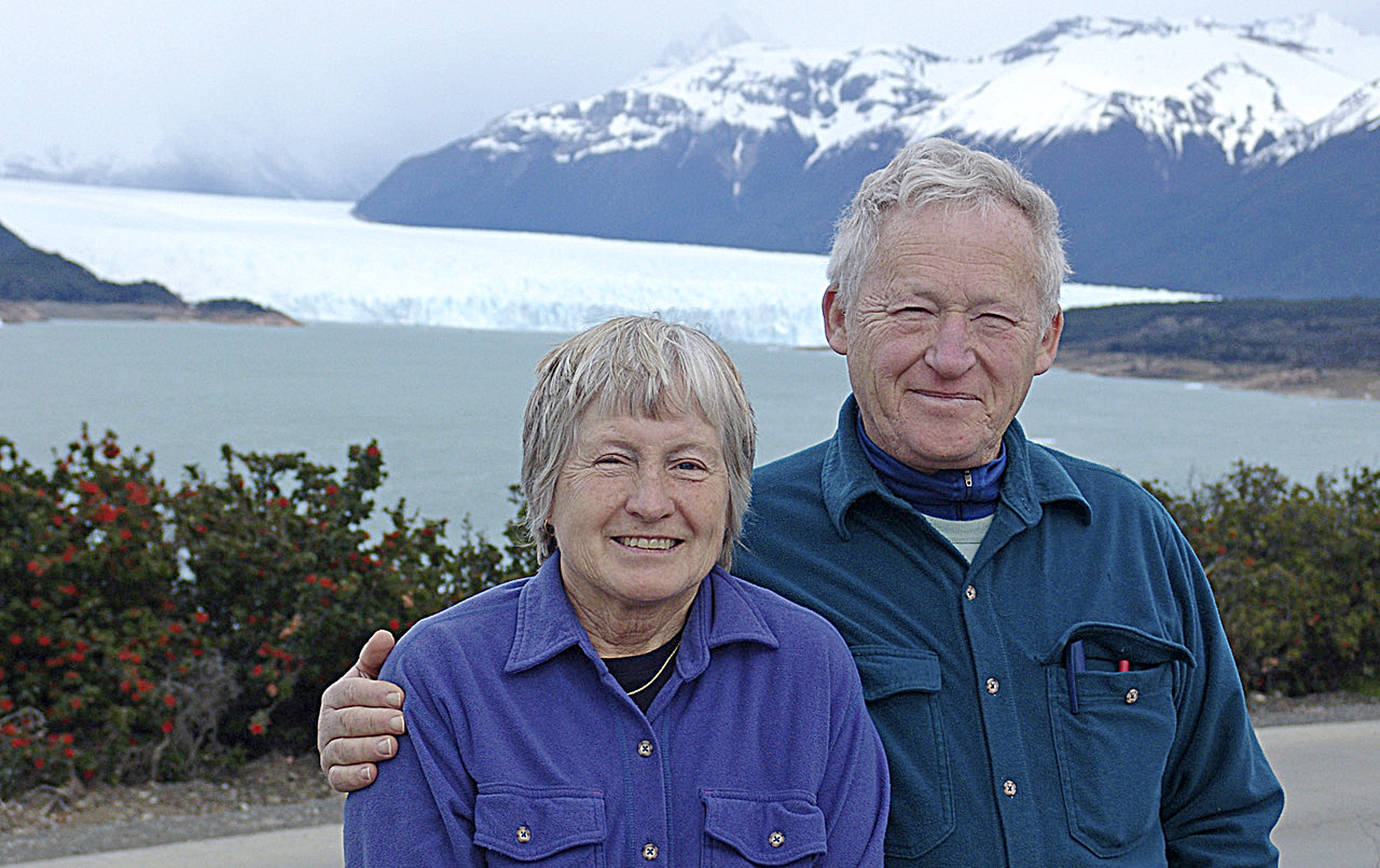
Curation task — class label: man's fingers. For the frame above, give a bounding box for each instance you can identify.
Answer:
[326,761,379,794]
[322,729,400,767]
[318,699,406,754]
[353,629,396,680]
[323,676,405,713]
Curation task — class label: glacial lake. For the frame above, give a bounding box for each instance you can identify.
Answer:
[3,320,1378,537]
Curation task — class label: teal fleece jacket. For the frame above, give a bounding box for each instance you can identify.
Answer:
[735,396,1282,866]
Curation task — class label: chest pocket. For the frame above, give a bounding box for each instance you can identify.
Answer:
[1046,624,1193,858]
[852,647,954,859]
[701,791,826,866]
[472,788,606,866]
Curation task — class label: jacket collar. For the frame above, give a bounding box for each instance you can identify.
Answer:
[504,553,778,678]
[821,395,1090,539]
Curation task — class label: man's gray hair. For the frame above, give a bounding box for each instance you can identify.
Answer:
[827,137,1069,322]
[521,315,756,567]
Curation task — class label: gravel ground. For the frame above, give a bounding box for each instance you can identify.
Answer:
[2,692,1378,864]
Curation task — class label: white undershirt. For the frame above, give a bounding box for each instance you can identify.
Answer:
[922,514,994,562]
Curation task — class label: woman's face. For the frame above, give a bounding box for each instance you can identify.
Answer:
[548,407,729,622]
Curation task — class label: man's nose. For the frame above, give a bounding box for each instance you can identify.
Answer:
[925,314,975,376]
[625,470,674,520]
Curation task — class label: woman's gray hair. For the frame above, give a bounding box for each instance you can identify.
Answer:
[521,315,756,567]
[827,137,1070,322]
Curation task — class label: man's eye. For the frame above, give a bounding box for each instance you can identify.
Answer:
[674,461,706,472]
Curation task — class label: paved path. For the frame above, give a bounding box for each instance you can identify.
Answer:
[11,720,1380,867]
[1257,719,1380,866]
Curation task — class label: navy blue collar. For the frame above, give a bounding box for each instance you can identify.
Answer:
[855,414,1006,520]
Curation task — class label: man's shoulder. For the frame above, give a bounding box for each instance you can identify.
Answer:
[752,440,830,484]
[1025,439,1172,517]
[724,570,840,633]
[717,570,856,666]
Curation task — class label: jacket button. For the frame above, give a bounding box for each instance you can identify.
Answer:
[986,677,1000,695]
[1003,779,1017,797]
[637,739,654,757]
[1125,688,1140,704]
[642,843,659,860]
[769,830,785,848]
[965,584,977,601]
[516,825,532,843]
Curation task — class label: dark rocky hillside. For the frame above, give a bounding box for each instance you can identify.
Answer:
[0,220,296,325]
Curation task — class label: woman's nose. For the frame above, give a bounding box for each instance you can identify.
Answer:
[625,470,674,520]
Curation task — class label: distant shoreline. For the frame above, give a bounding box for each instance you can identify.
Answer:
[1056,350,1380,402]
[4,305,1375,401]
[0,300,300,327]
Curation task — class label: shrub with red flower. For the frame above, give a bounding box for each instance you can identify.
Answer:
[0,429,536,798]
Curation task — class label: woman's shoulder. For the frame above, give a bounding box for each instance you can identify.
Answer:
[385,578,531,672]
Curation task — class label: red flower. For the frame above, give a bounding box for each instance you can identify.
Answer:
[26,560,43,575]
[79,480,102,497]
[58,584,78,596]
[163,694,177,707]
[33,758,45,770]
[93,503,120,524]
[37,635,52,647]
[69,697,82,710]
[0,699,12,712]
[325,485,338,496]
[193,612,209,624]
[389,618,401,631]
[168,622,184,635]
[7,635,21,646]
[63,747,76,759]
[118,528,133,540]
[59,733,74,745]
[249,722,265,735]
[250,665,264,677]
[29,599,43,609]
[103,443,120,459]
[125,482,150,505]
[366,444,379,457]
[161,720,174,734]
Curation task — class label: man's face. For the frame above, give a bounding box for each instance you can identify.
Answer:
[823,201,1062,472]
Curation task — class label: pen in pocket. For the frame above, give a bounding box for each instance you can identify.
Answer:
[1065,639,1086,714]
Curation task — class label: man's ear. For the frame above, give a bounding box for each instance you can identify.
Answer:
[1034,309,1063,375]
[822,284,849,356]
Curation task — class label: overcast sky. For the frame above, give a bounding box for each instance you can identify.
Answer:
[3,0,1377,193]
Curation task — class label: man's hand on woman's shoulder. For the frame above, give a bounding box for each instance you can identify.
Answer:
[317,629,405,793]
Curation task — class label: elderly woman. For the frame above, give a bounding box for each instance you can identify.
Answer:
[343,316,887,865]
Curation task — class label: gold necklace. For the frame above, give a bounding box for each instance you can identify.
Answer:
[625,638,683,696]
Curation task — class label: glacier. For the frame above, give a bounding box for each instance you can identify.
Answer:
[0,178,1209,345]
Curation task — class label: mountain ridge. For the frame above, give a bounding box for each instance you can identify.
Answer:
[354,13,1380,300]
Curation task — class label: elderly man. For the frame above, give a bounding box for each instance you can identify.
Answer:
[319,138,1282,865]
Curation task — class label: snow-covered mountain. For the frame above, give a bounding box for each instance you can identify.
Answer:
[355,13,1380,299]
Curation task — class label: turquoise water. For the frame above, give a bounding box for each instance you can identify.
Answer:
[3,320,1378,535]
